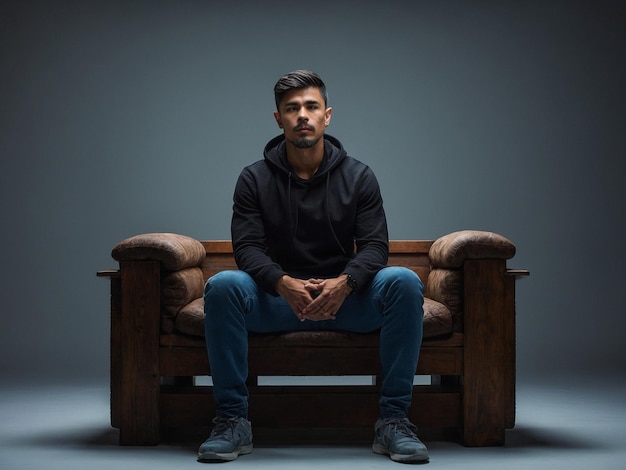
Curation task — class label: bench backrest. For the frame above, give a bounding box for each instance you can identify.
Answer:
[199,240,434,288]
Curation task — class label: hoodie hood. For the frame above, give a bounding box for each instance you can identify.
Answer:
[263,133,347,180]
[231,132,389,293]
[262,133,349,258]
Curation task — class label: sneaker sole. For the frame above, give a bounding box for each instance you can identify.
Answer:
[372,442,429,463]
[198,444,253,462]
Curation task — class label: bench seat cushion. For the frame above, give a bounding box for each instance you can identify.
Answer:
[174,296,453,340]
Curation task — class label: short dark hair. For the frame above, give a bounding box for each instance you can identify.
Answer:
[273,70,328,110]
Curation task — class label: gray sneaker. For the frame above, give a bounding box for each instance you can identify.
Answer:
[372,417,429,463]
[197,416,253,462]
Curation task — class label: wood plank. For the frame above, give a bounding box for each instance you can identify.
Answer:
[418,347,463,375]
[159,386,461,431]
[119,260,161,445]
[506,269,530,278]
[97,269,120,278]
[160,343,462,377]
[462,259,506,446]
[504,273,516,429]
[388,240,434,253]
[200,240,233,253]
[198,240,434,282]
[199,240,434,254]
[158,331,464,349]
[109,276,121,429]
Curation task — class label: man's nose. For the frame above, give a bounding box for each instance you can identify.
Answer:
[297,108,309,120]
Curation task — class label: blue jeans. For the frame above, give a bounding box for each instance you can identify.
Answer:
[203,266,424,420]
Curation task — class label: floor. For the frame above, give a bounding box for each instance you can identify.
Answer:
[1,375,625,470]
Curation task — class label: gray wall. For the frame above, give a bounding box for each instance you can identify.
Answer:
[2,0,624,382]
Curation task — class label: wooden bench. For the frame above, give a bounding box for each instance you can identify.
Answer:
[98,230,527,446]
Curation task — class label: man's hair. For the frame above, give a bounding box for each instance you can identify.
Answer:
[273,70,328,110]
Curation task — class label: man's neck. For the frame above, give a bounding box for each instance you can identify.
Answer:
[286,140,325,180]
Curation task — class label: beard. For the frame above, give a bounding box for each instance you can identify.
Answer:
[291,136,320,149]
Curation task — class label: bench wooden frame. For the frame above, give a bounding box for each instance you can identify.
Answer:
[98,236,527,447]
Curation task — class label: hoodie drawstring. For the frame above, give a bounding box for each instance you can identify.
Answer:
[287,172,296,252]
[326,172,348,257]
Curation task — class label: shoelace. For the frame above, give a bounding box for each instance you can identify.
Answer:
[380,418,418,438]
[210,417,239,438]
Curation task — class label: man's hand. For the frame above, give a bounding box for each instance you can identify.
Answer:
[300,274,352,321]
[275,275,317,322]
[275,274,352,322]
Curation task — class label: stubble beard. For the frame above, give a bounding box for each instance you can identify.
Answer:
[291,136,321,149]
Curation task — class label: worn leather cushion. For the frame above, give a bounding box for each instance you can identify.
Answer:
[174,296,452,339]
[161,268,204,334]
[425,269,463,316]
[422,297,453,337]
[112,233,206,271]
[175,297,205,336]
[429,230,515,269]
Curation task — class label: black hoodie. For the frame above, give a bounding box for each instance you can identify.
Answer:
[231,134,389,295]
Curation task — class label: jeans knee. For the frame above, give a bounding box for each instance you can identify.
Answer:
[381,266,424,298]
[204,270,253,301]
[204,271,255,327]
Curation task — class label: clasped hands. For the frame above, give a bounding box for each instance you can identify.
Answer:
[275,274,351,322]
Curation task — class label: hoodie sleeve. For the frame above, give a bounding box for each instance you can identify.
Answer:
[342,166,389,290]
[231,167,286,294]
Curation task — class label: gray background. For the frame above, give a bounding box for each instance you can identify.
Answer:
[1,0,624,383]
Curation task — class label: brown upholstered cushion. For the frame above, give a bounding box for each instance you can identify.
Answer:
[174,296,453,339]
[429,230,515,269]
[174,297,205,336]
[161,267,204,334]
[112,233,205,271]
[425,269,463,315]
[423,297,453,337]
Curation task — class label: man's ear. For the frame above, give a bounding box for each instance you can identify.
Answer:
[273,111,283,129]
[325,107,332,127]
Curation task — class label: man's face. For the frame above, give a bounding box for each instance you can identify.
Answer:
[274,87,332,149]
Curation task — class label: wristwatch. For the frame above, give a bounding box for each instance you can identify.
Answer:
[345,273,358,293]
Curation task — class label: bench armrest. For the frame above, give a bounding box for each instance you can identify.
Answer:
[429,230,516,269]
[111,233,205,271]
[425,230,518,320]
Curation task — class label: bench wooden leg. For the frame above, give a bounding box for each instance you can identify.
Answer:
[119,261,161,445]
[462,259,506,446]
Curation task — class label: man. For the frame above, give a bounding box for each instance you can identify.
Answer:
[198,70,428,464]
